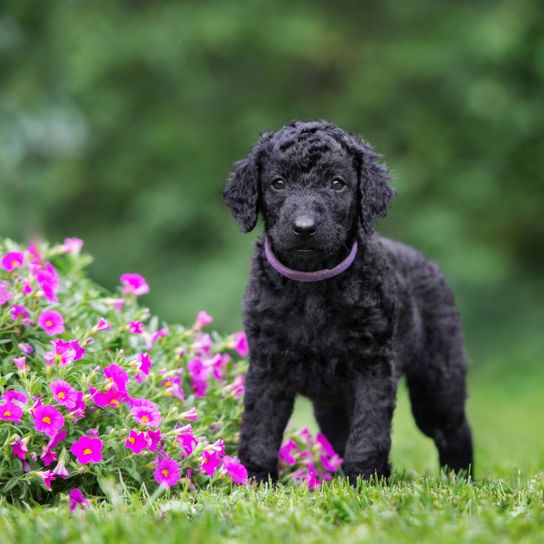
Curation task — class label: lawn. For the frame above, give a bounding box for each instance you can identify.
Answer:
[1,361,542,544]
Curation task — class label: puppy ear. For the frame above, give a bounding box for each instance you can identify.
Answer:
[352,137,395,235]
[223,133,271,233]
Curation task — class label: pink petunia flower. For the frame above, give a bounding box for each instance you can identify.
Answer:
[1,251,25,272]
[233,332,249,357]
[0,281,13,305]
[146,429,162,451]
[37,470,56,489]
[10,305,31,325]
[162,376,184,401]
[223,456,248,485]
[33,405,64,437]
[128,320,144,334]
[120,273,149,297]
[176,424,199,457]
[145,327,169,349]
[92,387,124,409]
[0,400,23,424]
[41,429,67,467]
[201,449,222,476]
[130,399,161,428]
[69,488,89,512]
[93,318,111,332]
[225,374,245,398]
[13,356,27,371]
[52,456,70,478]
[70,435,103,464]
[193,311,213,331]
[154,456,180,488]
[125,430,148,454]
[306,463,321,490]
[187,357,210,382]
[38,309,65,336]
[50,381,78,410]
[316,433,336,457]
[35,262,60,302]
[2,390,28,405]
[320,453,343,472]
[19,342,33,355]
[192,334,212,355]
[103,364,129,394]
[61,237,84,254]
[134,352,152,383]
[180,407,199,421]
[10,435,28,460]
[279,439,298,465]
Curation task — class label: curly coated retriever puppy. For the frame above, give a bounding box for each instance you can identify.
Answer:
[223,120,473,483]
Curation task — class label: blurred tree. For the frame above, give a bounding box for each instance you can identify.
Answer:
[0,0,542,361]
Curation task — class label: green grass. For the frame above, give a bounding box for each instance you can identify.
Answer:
[1,363,543,544]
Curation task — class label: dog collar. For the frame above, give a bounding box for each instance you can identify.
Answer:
[264,236,358,282]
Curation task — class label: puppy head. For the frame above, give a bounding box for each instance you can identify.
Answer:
[224,120,394,260]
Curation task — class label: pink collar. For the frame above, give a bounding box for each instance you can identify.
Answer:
[264,237,358,282]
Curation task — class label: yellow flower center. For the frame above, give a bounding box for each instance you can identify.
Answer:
[161,469,169,477]
[45,320,53,327]
[164,381,172,387]
[141,415,150,423]
[4,411,11,417]
[83,448,92,455]
[42,416,51,424]
[58,392,65,399]
[128,437,135,444]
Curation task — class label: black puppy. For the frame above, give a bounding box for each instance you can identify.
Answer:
[223,120,473,483]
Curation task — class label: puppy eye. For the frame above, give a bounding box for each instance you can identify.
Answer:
[331,178,346,192]
[271,178,286,191]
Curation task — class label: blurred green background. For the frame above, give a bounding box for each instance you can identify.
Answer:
[1,0,542,372]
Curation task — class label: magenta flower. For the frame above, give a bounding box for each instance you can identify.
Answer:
[316,433,336,457]
[201,448,222,476]
[320,453,343,472]
[62,237,84,254]
[233,332,249,357]
[70,435,103,464]
[69,488,89,512]
[193,333,212,355]
[279,439,298,465]
[146,429,162,451]
[38,309,65,336]
[0,281,13,305]
[125,430,147,454]
[35,262,60,302]
[0,400,23,424]
[93,318,111,332]
[130,399,161,427]
[162,376,184,401]
[103,364,129,394]
[134,352,152,383]
[19,342,33,355]
[120,273,149,297]
[187,357,210,382]
[226,375,245,398]
[10,305,31,325]
[10,435,28,460]
[306,463,321,490]
[1,251,25,271]
[13,356,27,371]
[223,456,248,485]
[194,310,213,330]
[50,381,78,410]
[2,390,28,405]
[41,430,67,466]
[33,405,64,437]
[38,470,56,489]
[145,327,169,349]
[92,387,124,408]
[128,320,144,334]
[176,424,199,456]
[154,456,180,488]
[180,407,198,421]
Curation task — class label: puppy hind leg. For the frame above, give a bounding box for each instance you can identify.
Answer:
[407,362,473,476]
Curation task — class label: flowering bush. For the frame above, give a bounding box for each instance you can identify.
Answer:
[0,238,342,505]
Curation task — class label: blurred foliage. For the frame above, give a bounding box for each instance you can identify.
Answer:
[0,0,542,363]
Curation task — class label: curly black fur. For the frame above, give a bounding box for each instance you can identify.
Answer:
[224,120,473,483]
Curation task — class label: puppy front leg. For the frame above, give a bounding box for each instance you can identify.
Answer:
[238,364,295,483]
[343,361,397,483]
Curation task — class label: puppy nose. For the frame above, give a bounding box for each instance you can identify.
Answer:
[292,215,316,238]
